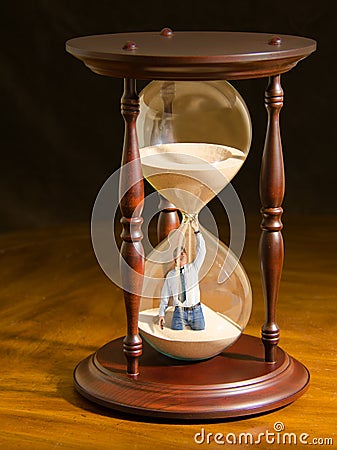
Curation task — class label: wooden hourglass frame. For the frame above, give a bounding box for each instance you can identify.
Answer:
[66,30,316,419]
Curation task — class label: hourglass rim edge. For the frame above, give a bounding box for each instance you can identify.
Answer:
[73,335,310,419]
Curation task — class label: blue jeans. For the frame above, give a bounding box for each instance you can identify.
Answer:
[171,304,205,330]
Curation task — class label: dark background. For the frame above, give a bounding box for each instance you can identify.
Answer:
[1,0,335,232]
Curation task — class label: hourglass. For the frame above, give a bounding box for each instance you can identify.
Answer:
[66,31,316,418]
[138,80,252,360]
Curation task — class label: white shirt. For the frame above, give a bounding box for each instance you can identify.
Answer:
[159,232,206,317]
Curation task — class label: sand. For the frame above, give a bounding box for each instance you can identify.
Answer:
[140,143,245,214]
[138,304,242,360]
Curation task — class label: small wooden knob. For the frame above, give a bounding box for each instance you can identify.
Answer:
[268,36,282,46]
[122,41,138,51]
[160,28,174,37]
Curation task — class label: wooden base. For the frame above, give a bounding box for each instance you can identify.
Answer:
[73,335,309,420]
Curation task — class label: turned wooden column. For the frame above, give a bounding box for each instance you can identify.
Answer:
[260,74,284,363]
[120,78,144,376]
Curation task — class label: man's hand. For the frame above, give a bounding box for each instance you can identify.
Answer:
[191,218,199,233]
[159,316,165,330]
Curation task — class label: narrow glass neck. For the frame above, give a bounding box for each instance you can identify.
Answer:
[175,212,200,269]
[181,212,199,224]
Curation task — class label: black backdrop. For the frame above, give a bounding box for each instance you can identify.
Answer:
[1,0,335,231]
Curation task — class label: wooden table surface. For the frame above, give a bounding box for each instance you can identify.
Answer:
[1,215,336,449]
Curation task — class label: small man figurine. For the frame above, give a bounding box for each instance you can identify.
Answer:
[158,219,206,330]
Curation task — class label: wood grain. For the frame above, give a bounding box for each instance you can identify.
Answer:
[74,335,309,419]
[120,78,144,376]
[157,196,180,243]
[66,32,316,80]
[260,75,284,363]
[0,216,336,448]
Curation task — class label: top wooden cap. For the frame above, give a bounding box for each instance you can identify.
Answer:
[66,31,316,80]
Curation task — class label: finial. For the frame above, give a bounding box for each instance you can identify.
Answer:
[122,41,138,51]
[160,28,174,37]
[268,36,282,46]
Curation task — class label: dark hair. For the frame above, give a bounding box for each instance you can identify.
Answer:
[173,247,186,259]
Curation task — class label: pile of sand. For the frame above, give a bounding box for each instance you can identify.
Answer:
[138,304,242,360]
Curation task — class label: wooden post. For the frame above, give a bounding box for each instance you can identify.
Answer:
[120,78,144,376]
[260,74,284,363]
[157,196,180,243]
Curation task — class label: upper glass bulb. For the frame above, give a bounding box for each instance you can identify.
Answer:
[137,81,252,213]
[137,80,252,153]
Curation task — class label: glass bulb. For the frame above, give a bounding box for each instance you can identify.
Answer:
[137,80,252,153]
[138,80,252,360]
[139,216,252,360]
